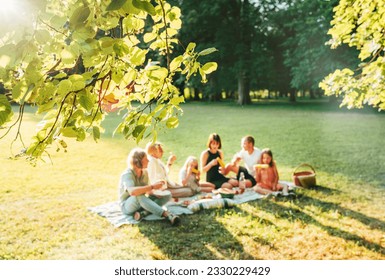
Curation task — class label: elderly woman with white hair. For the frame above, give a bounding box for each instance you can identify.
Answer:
[118,147,180,225]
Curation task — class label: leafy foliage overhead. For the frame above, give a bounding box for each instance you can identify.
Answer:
[0,0,217,161]
[320,0,385,110]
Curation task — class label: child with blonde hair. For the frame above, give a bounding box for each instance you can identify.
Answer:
[179,156,215,194]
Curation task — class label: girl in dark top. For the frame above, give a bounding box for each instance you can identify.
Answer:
[200,133,236,189]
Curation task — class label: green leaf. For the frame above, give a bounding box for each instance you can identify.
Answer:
[199,68,207,83]
[0,44,15,68]
[69,5,91,29]
[143,32,157,43]
[201,62,218,74]
[0,95,13,126]
[170,55,183,72]
[132,0,156,16]
[113,41,130,57]
[186,42,196,53]
[69,74,86,91]
[61,127,78,138]
[54,72,67,79]
[61,48,77,65]
[26,140,46,158]
[12,81,27,102]
[50,15,67,30]
[122,0,141,14]
[93,126,101,141]
[76,128,86,141]
[71,26,97,42]
[106,0,127,11]
[148,67,168,81]
[132,124,145,138]
[166,116,179,128]
[130,47,147,66]
[34,30,51,45]
[198,48,218,56]
[169,19,182,30]
[57,79,72,95]
[20,84,35,104]
[170,96,184,106]
[37,100,56,114]
[79,91,94,111]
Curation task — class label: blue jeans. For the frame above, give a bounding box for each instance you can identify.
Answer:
[121,194,171,217]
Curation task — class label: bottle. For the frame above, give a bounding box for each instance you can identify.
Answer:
[239,172,246,189]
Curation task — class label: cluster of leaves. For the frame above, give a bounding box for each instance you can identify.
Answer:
[320,0,385,110]
[0,0,217,161]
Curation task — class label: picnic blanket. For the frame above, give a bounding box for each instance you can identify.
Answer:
[88,181,296,227]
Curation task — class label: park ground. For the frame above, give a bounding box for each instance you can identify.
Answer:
[1,99,384,259]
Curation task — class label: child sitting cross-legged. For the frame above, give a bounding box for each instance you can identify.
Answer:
[179,156,215,194]
[253,148,289,195]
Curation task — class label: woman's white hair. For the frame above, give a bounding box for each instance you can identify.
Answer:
[127,148,146,168]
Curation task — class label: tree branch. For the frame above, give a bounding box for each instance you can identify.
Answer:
[159,0,171,68]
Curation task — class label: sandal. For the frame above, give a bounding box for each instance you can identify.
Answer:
[133,210,150,221]
[167,213,181,226]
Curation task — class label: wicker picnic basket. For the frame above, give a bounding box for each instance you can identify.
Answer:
[292,163,316,188]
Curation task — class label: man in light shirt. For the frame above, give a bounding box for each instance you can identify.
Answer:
[221,135,261,187]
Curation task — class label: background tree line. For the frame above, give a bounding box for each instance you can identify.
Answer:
[168,0,359,104]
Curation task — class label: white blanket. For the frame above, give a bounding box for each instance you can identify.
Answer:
[88,181,296,227]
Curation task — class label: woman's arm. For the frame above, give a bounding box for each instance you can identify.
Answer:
[129,184,153,196]
[219,150,225,160]
[200,150,216,173]
[128,181,165,196]
[122,170,164,196]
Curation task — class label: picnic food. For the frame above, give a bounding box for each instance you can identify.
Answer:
[153,190,171,196]
[254,164,269,169]
[218,188,235,198]
[192,168,199,174]
[216,157,225,168]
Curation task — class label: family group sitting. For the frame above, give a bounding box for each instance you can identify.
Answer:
[118,133,291,226]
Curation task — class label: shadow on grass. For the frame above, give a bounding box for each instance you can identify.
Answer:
[298,193,385,231]
[137,209,256,260]
[307,185,342,196]
[135,184,384,259]
[261,195,385,256]
[231,206,278,251]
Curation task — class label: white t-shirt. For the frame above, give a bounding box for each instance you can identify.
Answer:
[147,155,178,188]
[237,147,261,176]
[147,155,168,183]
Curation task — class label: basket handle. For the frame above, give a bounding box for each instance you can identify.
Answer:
[293,163,316,174]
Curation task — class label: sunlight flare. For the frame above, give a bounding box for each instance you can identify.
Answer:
[0,0,37,34]
[0,0,19,14]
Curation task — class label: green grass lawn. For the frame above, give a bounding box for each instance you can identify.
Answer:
[1,99,384,259]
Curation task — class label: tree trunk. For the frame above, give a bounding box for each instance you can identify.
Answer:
[193,88,200,101]
[310,89,316,99]
[236,0,252,105]
[289,90,296,102]
[238,73,251,105]
[226,90,235,99]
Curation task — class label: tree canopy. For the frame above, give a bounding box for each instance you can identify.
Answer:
[0,0,217,161]
[320,0,385,110]
[170,0,360,103]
